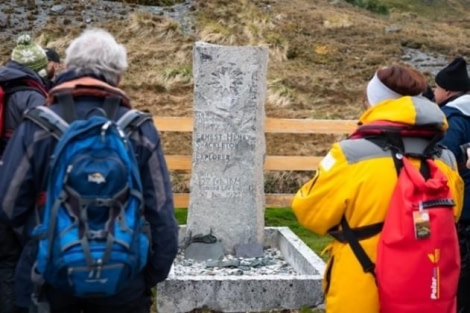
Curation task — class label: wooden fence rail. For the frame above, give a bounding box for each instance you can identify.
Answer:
[153,116,357,208]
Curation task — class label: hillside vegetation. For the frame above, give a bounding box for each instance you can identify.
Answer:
[2,0,470,193]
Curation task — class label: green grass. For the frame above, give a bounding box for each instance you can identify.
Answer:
[175,207,331,258]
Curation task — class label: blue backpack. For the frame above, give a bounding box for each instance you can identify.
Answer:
[25,100,151,298]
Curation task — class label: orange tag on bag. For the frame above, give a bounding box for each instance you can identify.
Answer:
[413,210,430,239]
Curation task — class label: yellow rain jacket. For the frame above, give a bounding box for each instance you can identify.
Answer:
[292,96,464,313]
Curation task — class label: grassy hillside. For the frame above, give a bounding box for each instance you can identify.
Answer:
[2,0,470,170]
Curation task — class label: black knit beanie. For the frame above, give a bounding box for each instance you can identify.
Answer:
[435,57,470,92]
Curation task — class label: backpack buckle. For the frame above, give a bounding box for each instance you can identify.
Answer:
[87,230,108,240]
[101,121,113,142]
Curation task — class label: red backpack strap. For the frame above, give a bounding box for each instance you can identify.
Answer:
[0,79,47,140]
[350,121,444,141]
[21,79,48,98]
[36,191,46,207]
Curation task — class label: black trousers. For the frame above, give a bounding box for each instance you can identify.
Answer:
[0,224,22,313]
[44,290,152,313]
[458,223,470,313]
[0,267,18,313]
[50,300,150,313]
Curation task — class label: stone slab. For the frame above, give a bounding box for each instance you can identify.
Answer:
[157,227,325,312]
[184,241,224,261]
[234,242,264,258]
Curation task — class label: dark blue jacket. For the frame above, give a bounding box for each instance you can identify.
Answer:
[0,71,178,308]
[0,61,48,142]
[0,62,48,271]
[440,94,470,221]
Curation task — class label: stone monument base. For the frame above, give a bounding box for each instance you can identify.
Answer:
[156,226,325,312]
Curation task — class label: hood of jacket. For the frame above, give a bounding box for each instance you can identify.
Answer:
[0,61,45,84]
[53,69,117,88]
[359,95,448,132]
[443,94,470,117]
[49,69,131,108]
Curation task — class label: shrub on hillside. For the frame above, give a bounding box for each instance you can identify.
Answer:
[345,0,389,15]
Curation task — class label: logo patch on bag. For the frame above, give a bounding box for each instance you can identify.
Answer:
[88,172,106,184]
[428,249,440,300]
[413,210,430,239]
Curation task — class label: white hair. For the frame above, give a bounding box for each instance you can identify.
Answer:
[65,28,127,85]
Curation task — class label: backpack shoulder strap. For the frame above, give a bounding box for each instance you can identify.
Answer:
[364,132,443,177]
[53,91,123,122]
[117,109,152,134]
[102,96,121,119]
[55,93,76,124]
[363,131,442,157]
[24,106,68,140]
[337,217,378,277]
